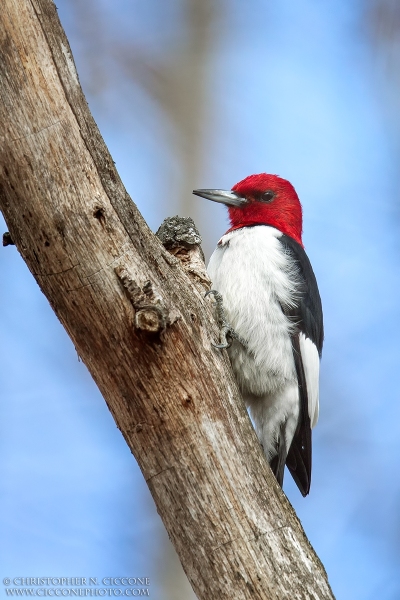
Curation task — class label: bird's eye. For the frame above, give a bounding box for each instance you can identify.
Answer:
[260,190,275,203]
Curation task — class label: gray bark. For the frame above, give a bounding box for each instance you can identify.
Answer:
[0,1,335,598]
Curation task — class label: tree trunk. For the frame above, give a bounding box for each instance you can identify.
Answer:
[0,1,335,598]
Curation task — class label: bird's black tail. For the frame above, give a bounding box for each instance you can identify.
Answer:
[286,334,312,496]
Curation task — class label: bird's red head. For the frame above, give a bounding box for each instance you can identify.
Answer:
[193,173,303,246]
[229,173,303,246]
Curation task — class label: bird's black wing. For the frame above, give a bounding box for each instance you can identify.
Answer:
[278,234,324,496]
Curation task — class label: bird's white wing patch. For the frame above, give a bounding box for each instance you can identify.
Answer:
[299,333,320,428]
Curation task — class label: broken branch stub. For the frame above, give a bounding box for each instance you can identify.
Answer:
[156,216,211,292]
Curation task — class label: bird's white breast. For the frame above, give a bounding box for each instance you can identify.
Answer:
[207,226,299,398]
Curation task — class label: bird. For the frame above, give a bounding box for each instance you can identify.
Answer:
[193,173,323,496]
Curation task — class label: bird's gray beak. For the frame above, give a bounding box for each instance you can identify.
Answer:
[192,189,247,207]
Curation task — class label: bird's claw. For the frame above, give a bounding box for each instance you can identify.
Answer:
[205,289,247,350]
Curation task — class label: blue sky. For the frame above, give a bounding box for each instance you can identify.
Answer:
[1,1,400,599]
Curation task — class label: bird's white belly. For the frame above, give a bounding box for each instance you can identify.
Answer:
[207,226,298,399]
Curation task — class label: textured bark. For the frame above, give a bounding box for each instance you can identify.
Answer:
[0,2,335,599]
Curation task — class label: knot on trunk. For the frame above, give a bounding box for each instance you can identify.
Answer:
[115,266,168,334]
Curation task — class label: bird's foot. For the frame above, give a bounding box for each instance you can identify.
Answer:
[205,290,247,349]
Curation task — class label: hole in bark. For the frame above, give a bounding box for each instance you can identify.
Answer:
[93,206,106,224]
[44,241,50,247]
[143,280,153,295]
[190,313,196,323]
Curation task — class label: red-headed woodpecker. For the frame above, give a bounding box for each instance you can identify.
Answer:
[193,173,323,496]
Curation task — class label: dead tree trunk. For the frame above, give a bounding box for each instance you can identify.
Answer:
[0,1,335,598]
